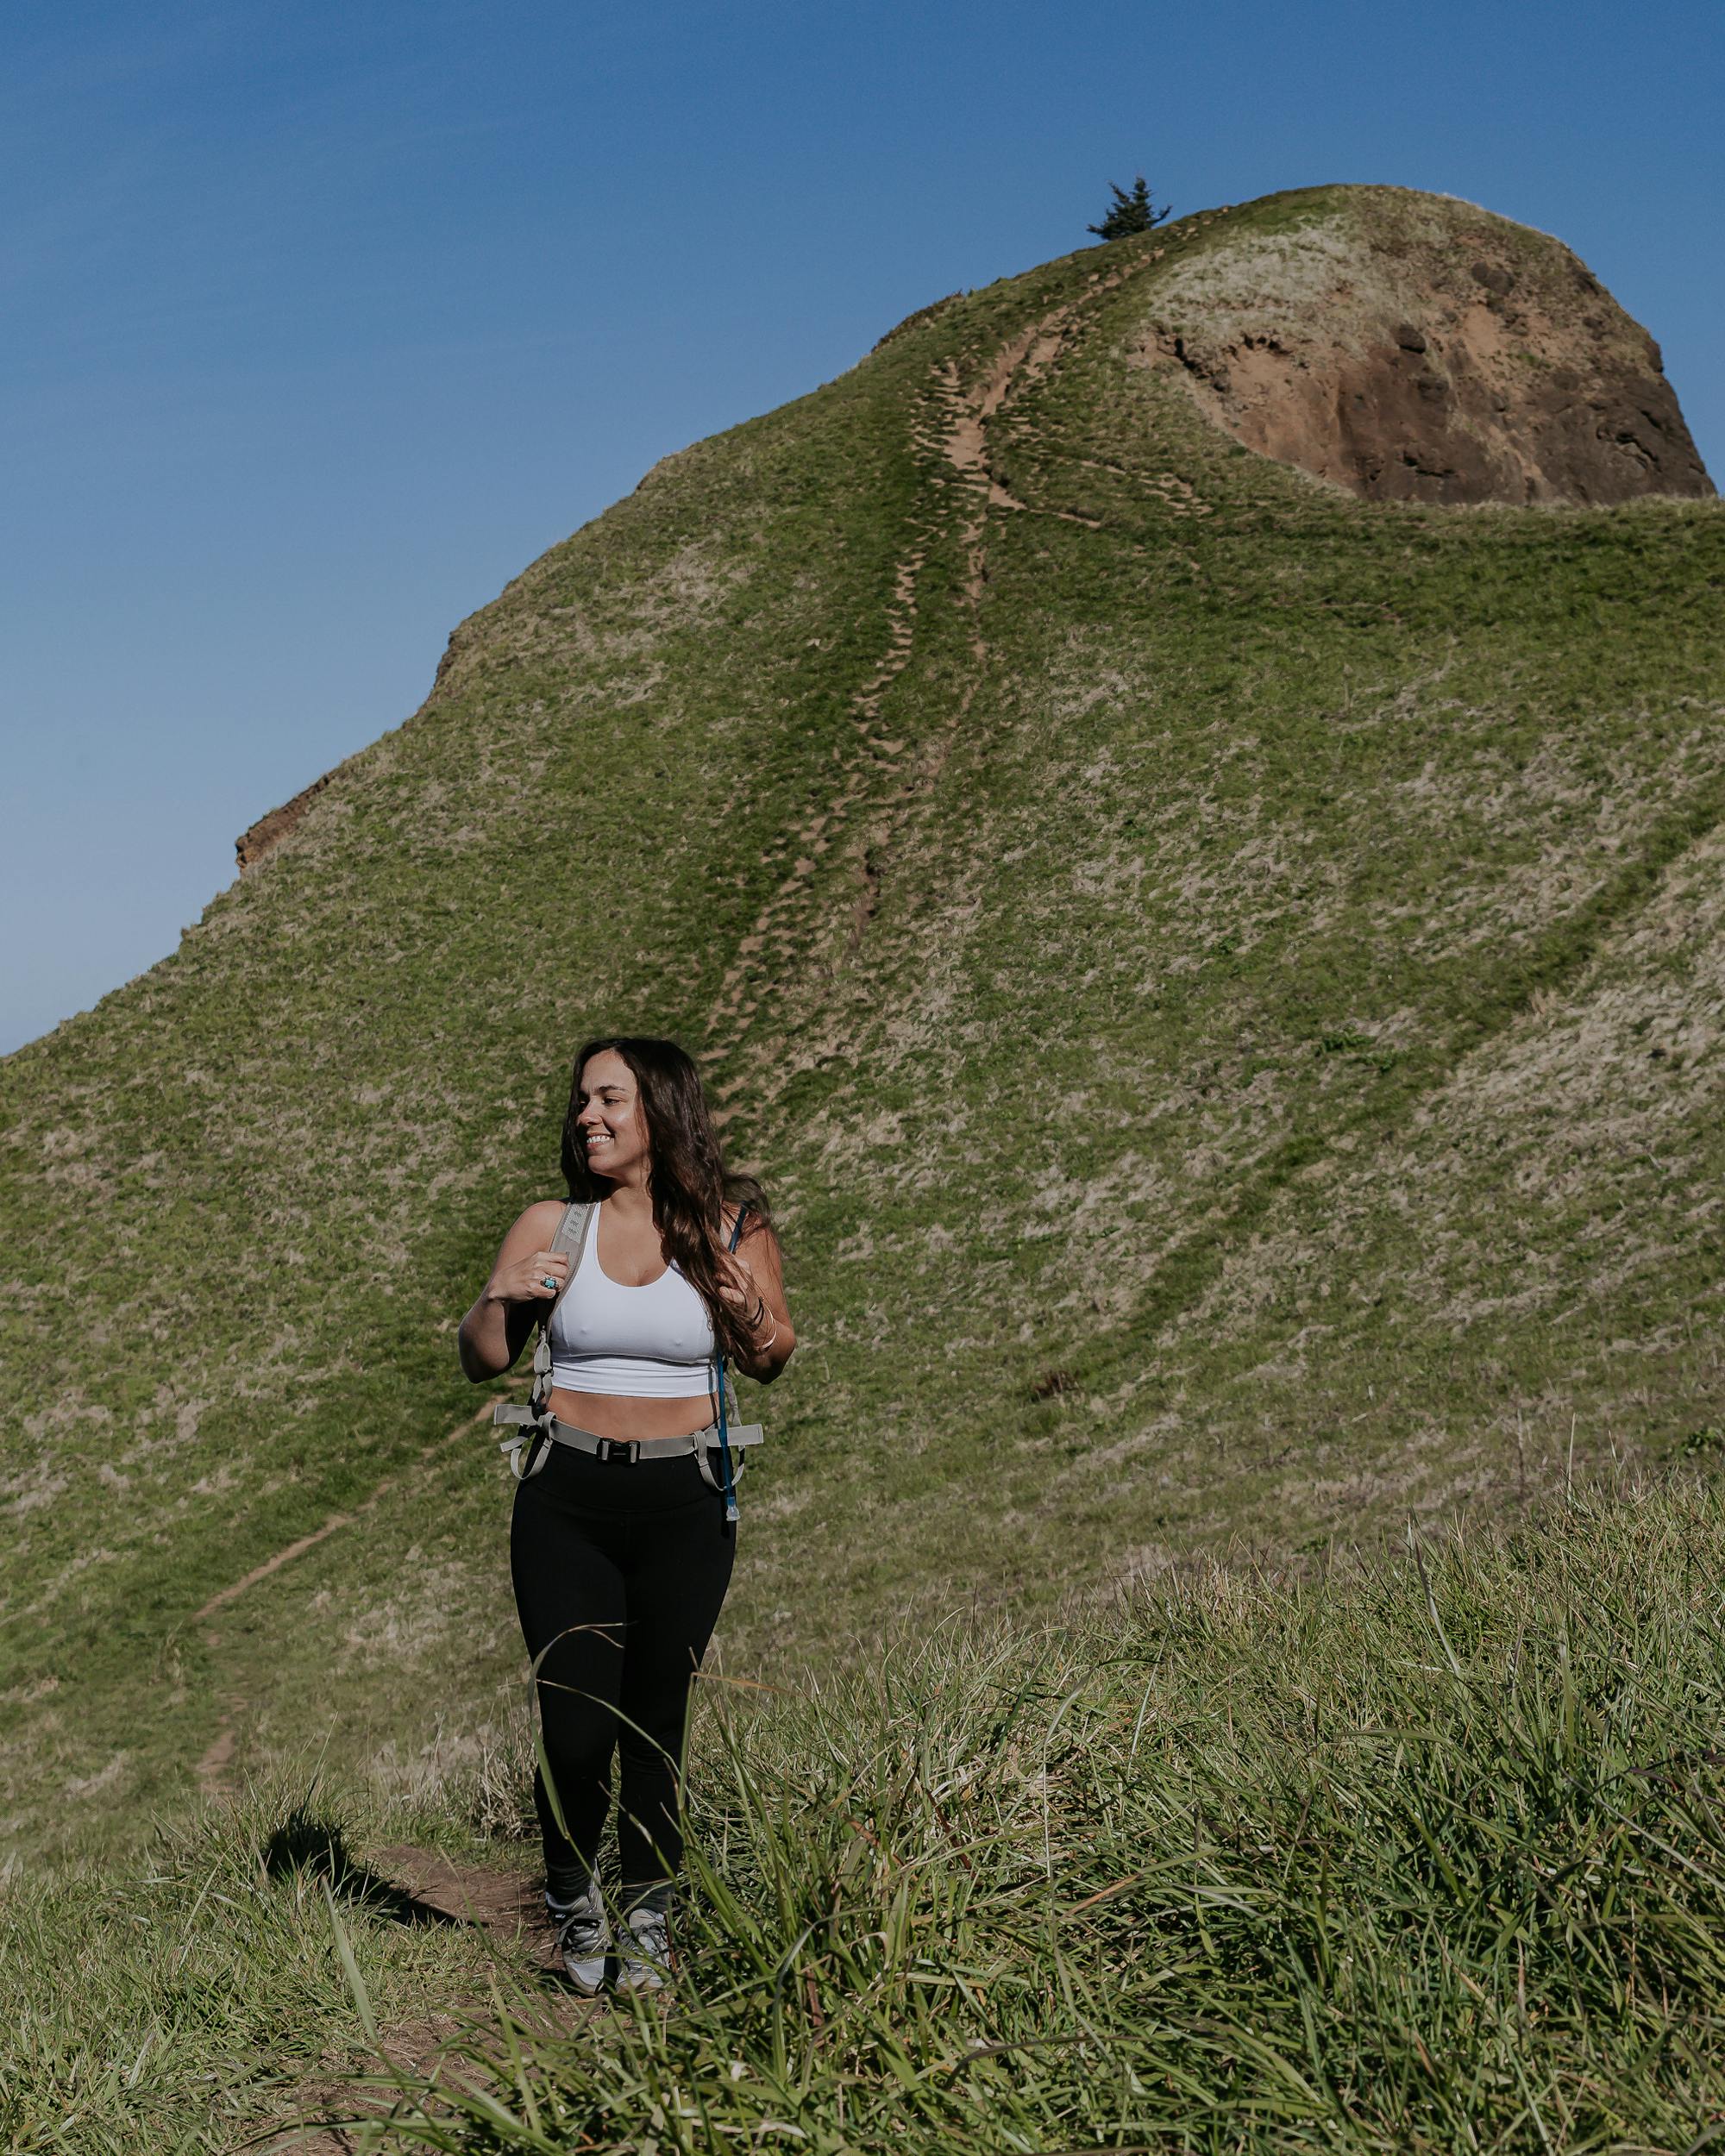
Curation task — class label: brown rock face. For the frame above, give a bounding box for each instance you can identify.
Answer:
[1135,187,1713,505]
[235,771,332,870]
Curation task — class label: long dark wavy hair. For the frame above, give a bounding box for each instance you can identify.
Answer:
[560,1036,771,1366]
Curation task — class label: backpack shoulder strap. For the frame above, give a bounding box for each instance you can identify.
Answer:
[719,1201,750,1391]
[549,1200,593,1262]
[530,1200,596,1407]
[710,1203,753,1526]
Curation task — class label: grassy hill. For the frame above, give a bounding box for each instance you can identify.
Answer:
[3,183,1723,1869]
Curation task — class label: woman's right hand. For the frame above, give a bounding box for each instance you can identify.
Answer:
[460,1200,574,1383]
[487,1248,572,1307]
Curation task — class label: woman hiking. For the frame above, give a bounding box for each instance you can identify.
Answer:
[458,1036,794,1991]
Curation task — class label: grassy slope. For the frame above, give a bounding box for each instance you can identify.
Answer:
[3,185,1724,1860]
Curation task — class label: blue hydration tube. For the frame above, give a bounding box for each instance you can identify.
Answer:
[714,1204,749,1526]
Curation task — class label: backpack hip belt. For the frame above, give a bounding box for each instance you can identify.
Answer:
[493,1407,765,1484]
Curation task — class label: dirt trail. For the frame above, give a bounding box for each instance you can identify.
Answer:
[193,1404,497,1797]
[269,1843,584,2153]
[938,319,1097,529]
[706,251,1155,1075]
[370,1842,559,1966]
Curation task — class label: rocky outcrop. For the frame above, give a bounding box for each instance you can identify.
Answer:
[1136,188,1712,505]
[235,772,332,871]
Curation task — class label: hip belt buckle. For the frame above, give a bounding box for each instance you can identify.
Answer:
[594,1436,640,1464]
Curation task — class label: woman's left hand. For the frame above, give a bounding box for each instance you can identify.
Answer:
[715,1250,767,1327]
[717,1225,795,1377]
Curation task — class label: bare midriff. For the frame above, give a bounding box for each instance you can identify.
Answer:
[546,1385,718,1443]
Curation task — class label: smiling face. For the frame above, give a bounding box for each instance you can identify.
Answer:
[575,1048,653,1186]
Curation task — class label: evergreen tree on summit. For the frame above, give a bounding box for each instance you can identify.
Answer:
[1088,175,1171,241]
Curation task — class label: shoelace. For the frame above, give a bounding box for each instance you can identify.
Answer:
[550,1899,607,1956]
[623,1909,670,1974]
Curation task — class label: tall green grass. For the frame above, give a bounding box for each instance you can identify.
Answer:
[345,1476,1725,2153]
[4,1478,1722,2150]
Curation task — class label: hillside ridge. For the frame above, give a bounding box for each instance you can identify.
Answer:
[228,186,1710,876]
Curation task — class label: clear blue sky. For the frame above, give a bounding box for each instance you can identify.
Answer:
[3,0,1721,1056]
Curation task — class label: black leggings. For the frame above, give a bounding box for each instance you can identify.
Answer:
[509,1438,735,1901]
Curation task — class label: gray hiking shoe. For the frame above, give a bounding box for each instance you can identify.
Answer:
[615,1893,673,1993]
[546,1881,609,1995]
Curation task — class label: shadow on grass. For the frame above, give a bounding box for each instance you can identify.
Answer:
[260,1802,462,1931]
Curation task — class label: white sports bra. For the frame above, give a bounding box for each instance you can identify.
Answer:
[547,1207,717,1400]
